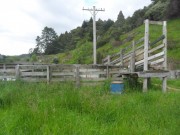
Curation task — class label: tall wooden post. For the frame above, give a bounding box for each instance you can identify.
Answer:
[75,65,80,88]
[106,65,110,79]
[130,41,135,72]
[162,21,167,92]
[47,65,51,84]
[15,64,20,80]
[120,49,124,68]
[3,64,6,79]
[143,19,149,92]
[107,55,111,65]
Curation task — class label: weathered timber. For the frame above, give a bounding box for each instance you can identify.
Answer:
[149,20,163,25]
[149,35,165,46]
[148,44,164,54]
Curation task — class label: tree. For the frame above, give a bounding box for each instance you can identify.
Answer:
[115,11,125,28]
[35,27,58,54]
[167,0,180,19]
[102,19,114,32]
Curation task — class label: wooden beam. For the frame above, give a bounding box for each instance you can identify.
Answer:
[138,71,169,78]
[15,65,20,79]
[144,19,149,71]
[148,51,164,61]
[75,65,80,87]
[130,41,135,72]
[47,65,51,84]
[148,44,164,54]
[150,58,164,65]
[143,78,148,92]
[149,21,163,25]
[162,77,167,92]
[163,21,167,70]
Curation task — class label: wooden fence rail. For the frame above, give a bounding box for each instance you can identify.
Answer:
[0,64,120,86]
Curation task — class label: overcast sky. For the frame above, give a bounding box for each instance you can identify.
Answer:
[0,0,151,56]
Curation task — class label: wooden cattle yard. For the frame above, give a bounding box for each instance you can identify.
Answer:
[102,19,169,92]
[0,19,177,93]
[0,64,120,86]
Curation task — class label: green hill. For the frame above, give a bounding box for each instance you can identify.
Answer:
[41,19,179,69]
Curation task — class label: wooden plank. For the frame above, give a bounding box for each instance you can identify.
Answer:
[21,72,47,76]
[80,71,106,75]
[135,49,144,57]
[52,72,75,76]
[81,78,106,81]
[148,51,164,61]
[21,78,47,82]
[0,76,16,79]
[135,59,144,66]
[150,58,164,65]
[109,71,120,74]
[149,20,163,25]
[135,51,164,66]
[0,69,16,73]
[148,44,164,54]
[51,78,75,82]
[138,72,169,78]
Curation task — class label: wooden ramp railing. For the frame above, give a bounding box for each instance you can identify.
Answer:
[103,19,167,72]
[102,19,168,92]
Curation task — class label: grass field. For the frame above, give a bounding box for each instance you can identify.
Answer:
[0,80,179,135]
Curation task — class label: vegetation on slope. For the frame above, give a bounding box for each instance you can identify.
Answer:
[0,81,179,134]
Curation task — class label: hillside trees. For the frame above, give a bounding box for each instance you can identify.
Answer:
[167,0,180,19]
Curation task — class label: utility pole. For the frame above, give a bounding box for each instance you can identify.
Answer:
[83,6,105,64]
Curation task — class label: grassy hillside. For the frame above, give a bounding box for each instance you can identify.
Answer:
[43,19,180,68]
[0,81,179,134]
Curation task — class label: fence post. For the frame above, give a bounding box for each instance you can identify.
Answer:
[107,55,111,65]
[106,65,110,79]
[3,64,6,79]
[15,64,20,80]
[162,21,167,92]
[47,65,51,84]
[143,19,149,92]
[120,49,124,68]
[75,65,80,87]
[130,41,135,72]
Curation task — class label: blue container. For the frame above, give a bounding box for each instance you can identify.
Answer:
[111,81,124,94]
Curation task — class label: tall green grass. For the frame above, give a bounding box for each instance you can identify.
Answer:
[0,81,179,135]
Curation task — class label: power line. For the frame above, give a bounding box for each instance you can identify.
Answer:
[83,6,105,64]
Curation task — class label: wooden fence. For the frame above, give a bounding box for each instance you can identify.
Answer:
[102,20,167,73]
[102,19,168,92]
[0,64,120,86]
[0,64,16,80]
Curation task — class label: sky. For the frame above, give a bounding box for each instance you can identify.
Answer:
[0,0,152,56]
